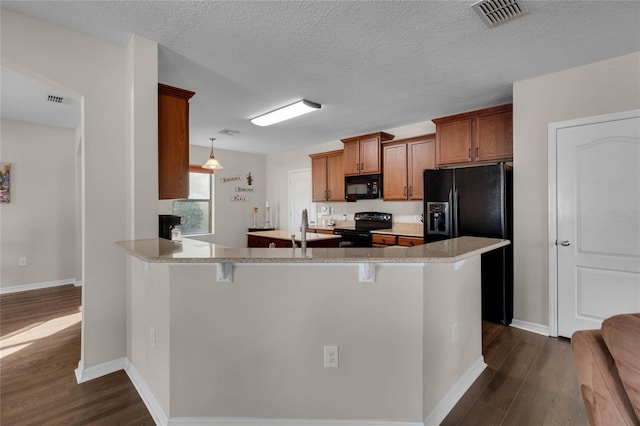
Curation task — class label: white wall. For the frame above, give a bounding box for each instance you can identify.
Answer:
[0,119,76,288]
[265,121,435,230]
[188,145,266,248]
[1,8,158,370]
[513,52,640,327]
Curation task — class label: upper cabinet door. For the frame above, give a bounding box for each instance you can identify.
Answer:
[433,104,512,167]
[382,142,409,201]
[407,135,435,200]
[310,154,328,202]
[475,110,513,162]
[359,136,381,174]
[435,119,473,166]
[158,84,195,200]
[326,151,345,201]
[310,150,345,202]
[342,131,394,175]
[342,141,360,175]
[382,133,435,201]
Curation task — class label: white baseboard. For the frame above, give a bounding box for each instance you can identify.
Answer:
[510,319,550,336]
[167,418,423,426]
[423,356,487,426]
[74,357,127,384]
[0,278,79,294]
[124,359,170,426]
[123,354,483,426]
[125,361,424,426]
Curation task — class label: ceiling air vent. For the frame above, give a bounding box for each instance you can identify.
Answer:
[47,94,64,104]
[471,0,528,27]
[218,128,240,136]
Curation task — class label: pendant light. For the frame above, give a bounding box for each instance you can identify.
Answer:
[202,137,223,170]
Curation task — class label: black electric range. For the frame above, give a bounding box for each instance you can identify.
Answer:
[332,212,392,247]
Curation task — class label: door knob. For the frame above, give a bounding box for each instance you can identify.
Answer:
[560,240,571,246]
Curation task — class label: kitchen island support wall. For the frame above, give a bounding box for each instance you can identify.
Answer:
[126,257,484,425]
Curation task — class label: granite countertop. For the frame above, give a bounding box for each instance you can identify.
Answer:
[370,223,424,238]
[246,230,340,241]
[115,236,509,264]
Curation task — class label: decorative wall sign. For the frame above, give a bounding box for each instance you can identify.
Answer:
[235,187,255,192]
[0,163,10,204]
[231,195,249,202]
[220,175,242,183]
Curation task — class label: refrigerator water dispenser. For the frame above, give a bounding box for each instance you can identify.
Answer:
[427,202,449,235]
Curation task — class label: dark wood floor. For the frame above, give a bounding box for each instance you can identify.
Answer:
[0,285,153,425]
[1,285,588,425]
[443,321,588,425]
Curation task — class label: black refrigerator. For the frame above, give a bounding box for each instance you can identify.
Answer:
[423,163,513,325]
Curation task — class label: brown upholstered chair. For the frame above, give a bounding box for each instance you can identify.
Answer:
[572,313,640,426]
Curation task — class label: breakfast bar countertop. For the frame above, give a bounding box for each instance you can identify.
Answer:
[115,236,509,264]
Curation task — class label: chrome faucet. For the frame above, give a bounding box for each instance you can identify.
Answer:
[300,209,308,251]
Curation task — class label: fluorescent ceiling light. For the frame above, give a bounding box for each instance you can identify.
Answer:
[251,99,321,126]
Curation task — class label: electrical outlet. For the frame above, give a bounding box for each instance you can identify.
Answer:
[324,345,339,368]
[18,257,27,267]
[150,326,156,349]
[452,322,458,345]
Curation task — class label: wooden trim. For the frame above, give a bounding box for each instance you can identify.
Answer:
[432,103,512,124]
[189,164,213,174]
[309,149,343,159]
[381,133,435,145]
[158,83,195,100]
[340,131,395,144]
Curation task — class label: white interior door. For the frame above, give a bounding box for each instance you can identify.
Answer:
[556,115,640,337]
[289,169,312,234]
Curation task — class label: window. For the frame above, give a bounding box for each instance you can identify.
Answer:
[173,166,213,235]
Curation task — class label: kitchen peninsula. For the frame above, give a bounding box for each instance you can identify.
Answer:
[117,236,509,425]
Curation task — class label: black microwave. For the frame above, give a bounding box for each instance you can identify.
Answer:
[344,174,382,201]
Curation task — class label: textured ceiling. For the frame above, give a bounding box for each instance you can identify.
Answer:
[2,1,639,154]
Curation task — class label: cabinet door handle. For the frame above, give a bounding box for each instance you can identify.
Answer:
[360,163,364,171]
[409,186,413,197]
[468,148,471,159]
[476,147,479,158]
[404,186,407,197]
[356,163,360,172]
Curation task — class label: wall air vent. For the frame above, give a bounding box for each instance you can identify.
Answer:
[471,0,528,27]
[47,94,64,104]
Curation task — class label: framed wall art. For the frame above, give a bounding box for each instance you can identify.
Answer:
[0,162,10,203]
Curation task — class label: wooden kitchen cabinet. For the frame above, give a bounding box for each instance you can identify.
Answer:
[310,150,345,202]
[372,233,424,247]
[158,83,196,199]
[314,229,336,235]
[372,234,397,247]
[247,234,340,248]
[433,104,512,167]
[382,134,435,201]
[341,131,395,175]
[397,236,423,247]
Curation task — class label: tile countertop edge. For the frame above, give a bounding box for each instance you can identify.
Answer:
[115,237,510,265]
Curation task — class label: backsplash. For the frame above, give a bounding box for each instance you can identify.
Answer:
[314,199,423,225]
